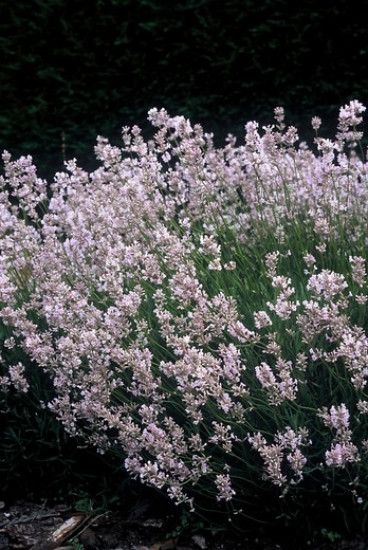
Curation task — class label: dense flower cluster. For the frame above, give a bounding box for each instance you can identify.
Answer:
[0,101,367,521]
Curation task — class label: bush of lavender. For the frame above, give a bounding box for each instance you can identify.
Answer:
[1,100,368,540]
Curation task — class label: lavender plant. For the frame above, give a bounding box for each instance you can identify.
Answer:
[0,100,368,539]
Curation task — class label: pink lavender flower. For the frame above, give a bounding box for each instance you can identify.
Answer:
[8,362,29,393]
[349,256,367,287]
[254,310,273,329]
[325,443,360,467]
[255,360,297,405]
[307,270,348,301]
[337,100,366,147]
[318,404,360,467]
[248,427,309,488]
[311,116,322,132]
[214,472,236,501]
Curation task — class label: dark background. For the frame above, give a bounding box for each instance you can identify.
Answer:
[1,0,368,178]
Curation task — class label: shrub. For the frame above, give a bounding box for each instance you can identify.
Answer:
[0,100,368,542]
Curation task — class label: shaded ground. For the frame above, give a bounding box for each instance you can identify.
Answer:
[1,500,368,550]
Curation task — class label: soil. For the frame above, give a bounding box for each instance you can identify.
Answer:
[1,499,368,550]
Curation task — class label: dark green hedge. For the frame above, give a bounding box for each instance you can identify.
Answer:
[1,0,368,176]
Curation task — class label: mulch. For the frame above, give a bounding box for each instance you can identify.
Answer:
[1,499,368,550]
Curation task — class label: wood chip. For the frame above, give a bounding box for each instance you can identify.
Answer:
[192,534,207,549]
[30,515,86,550]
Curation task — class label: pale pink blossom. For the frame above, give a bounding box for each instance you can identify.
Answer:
[215,473,236,501]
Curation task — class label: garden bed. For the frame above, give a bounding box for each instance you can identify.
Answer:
[1,500,367,550]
